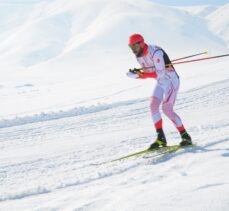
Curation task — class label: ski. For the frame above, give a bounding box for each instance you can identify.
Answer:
[92,144,196,165]
[92,147,160,165]
[143,144,196,159]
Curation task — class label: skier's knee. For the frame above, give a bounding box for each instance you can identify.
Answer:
[162,103,173,117]
[150,96,161,114]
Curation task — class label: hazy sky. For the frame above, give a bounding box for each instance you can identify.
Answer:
[151,0,228,6]
[0,0,228,6]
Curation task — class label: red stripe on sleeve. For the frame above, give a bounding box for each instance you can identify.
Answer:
[138,72,157,79]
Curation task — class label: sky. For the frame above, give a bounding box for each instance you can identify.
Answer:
[151,0,229,6]
[0,0,228,6]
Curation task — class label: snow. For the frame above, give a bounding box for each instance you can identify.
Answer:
[206,3,229,47]
[0,0,229,210]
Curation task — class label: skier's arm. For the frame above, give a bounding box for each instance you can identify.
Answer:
[153,50,166,78]
[137,72,157,79]
[127,69,157,79]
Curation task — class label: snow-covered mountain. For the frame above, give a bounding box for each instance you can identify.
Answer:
[0,0,228,69]
[206,3,229,47]
[0,0,229,210]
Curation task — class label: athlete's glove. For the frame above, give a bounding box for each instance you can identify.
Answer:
[129,68,142,74]
[127,68,157,79]
[129,68,144,77]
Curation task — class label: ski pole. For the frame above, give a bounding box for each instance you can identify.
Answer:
[171,51,208,62]
[171,53,229,65]
[138,53,229,71]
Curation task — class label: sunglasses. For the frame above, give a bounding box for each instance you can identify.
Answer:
[128,41,142,50]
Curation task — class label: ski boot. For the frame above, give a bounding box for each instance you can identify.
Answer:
[180,130,192,146]
[149,128,167,149]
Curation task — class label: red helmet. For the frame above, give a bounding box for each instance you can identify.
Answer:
[128,34,144,45]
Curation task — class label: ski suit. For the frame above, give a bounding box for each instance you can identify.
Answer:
[130,44,185,132]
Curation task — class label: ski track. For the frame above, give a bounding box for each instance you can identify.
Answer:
[0,79,229,209]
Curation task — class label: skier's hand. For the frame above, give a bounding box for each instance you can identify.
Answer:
[129,68,141,74]
[129,68,144,77]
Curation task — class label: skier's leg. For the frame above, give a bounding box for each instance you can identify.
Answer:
[162,102,184,131]
[149,85,167,149]
[150,96,162,129]
[162,79,192,145]
[161,79,183,130]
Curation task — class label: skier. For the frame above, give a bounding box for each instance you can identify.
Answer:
[127,34,192,149]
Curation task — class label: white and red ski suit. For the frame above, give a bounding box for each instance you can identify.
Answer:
[128,44,185,132]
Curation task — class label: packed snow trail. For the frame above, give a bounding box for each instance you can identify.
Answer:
[0,79,229,211]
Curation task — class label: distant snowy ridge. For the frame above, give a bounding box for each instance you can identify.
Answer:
[0,98,146,128]
[206,3,229,47]
[0,0,228,69]
[174,5,218,17]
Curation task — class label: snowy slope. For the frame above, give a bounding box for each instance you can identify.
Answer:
[0,0,229,210]
[0,74,229,211]
[206,3,229,47]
